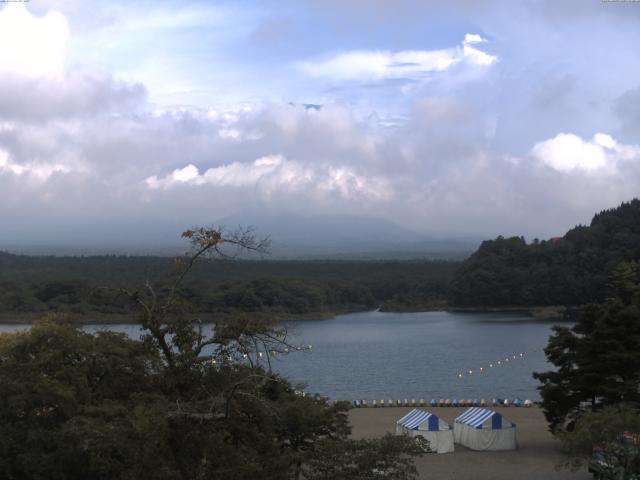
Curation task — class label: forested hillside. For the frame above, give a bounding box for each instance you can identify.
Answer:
[0,254,457,320]
[449,199,640,307]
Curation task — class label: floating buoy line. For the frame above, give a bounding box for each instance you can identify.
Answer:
[456,349,543,380]
[210,344,312,366]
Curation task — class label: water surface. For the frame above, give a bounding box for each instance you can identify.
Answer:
[273,310,559,401]
[0,310,562,401]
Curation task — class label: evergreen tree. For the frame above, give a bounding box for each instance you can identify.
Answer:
[534,262,640,431]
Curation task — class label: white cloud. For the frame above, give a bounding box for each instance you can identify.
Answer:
[464,33,485,45]
[297,34,496,81]
[218,127,263,141]
[462,41,496,67]
[531,132,640,173]
[0,4,69,78]
[0,148,73,180]
[145,154,392,202]
[0,5,145,122]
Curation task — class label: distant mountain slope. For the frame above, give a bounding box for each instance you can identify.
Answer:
[216,212,478,259]
[449,199,640,307]
[1,214,479,259]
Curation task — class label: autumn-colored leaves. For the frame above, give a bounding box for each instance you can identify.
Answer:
[181,228,226,247]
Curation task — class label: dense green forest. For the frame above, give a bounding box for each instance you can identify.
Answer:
[0,253,458,321]
[449,199,640,307]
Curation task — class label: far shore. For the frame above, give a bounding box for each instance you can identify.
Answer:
[0,310,340,325]
[0,304,576,325]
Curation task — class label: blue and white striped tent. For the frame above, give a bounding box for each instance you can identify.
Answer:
[453,407,517,451]
[396,409,454,453]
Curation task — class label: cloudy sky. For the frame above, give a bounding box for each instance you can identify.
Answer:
[1,0,639,248]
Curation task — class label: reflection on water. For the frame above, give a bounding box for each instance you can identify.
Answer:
[0,310,564,401]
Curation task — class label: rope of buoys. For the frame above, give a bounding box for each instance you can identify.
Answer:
[351,397,534,408]
[456,349,544,380]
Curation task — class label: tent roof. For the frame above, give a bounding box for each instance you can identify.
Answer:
[397,409,437,430]
[455,407,502,428]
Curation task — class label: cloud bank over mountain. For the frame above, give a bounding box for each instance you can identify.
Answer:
[1,1,639,248]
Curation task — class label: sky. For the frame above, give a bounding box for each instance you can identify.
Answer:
[1,0,640,249]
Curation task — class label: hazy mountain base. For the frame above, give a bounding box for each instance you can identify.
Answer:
[2,214,479,259]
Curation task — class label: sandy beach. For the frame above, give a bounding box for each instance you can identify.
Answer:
[349,406,591,480]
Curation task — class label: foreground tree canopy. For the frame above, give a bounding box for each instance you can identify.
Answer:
[0,227,424,480]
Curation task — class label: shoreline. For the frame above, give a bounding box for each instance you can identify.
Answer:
[0,304,575,325]
[0,309,350,325]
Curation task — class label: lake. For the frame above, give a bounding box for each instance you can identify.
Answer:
[0,310,563,401]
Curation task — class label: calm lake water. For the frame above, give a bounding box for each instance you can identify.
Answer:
[0,310,563,401]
